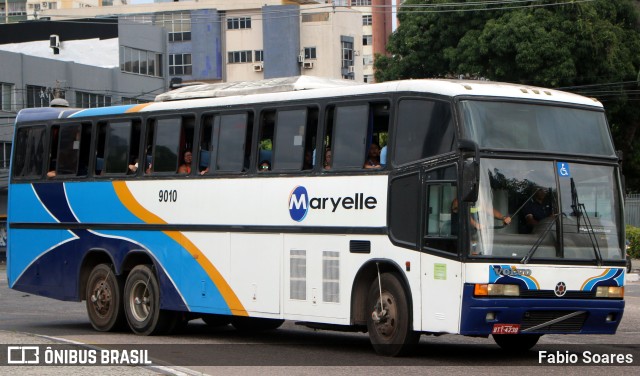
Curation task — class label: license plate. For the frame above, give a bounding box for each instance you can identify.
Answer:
[492,324,520,334]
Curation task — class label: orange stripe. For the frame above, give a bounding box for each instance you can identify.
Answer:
[125,103,153,113]
[112,181,248,316]
[580,269,609,290]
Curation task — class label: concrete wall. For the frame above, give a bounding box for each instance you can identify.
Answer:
[191,9,223,81]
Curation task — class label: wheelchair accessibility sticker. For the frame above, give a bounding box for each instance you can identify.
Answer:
[557,162,570,177]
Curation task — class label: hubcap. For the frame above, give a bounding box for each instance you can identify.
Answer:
[372,291,397,339]
[91,279,112,317]
[129,280,151,322]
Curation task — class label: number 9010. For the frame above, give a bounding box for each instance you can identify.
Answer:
[159,189,178,203]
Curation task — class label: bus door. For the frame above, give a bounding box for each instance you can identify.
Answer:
[420,164,463,333]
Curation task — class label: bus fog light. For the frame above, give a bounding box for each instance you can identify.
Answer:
[486,312,496,321]
[606,313,616,322]
[596,286,624,298]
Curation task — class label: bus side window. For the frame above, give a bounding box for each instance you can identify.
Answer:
[273,108,308,171]
[328,104,368,169]
[257,111,275,172]
[205,112,251,173]
[12,125,45,178]
[103,121,133,175]
[54,123,92,177]
[145,117,192,174]
[47,126,59,178]
[394,99,454,166]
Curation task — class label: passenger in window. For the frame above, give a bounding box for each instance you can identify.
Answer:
[323,148,332,170]
[364,143,381,169]
[452,198,511,231]
[259,160,271,172]
[178,150,192,174]
[128,158,139,175]
[303,150,314,170]
[522,188,553,233]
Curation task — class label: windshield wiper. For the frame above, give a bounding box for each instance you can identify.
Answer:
[571,178,603,266]
[521,214,558,264]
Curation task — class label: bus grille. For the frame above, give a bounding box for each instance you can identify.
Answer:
[521,311,587,333]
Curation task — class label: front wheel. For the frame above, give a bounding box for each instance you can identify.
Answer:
[493,334,541,352]
[85,264,125,331]
[123,264,172,335]
[366,273,419,356]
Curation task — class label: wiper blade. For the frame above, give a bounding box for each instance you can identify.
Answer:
[521,214,558,264]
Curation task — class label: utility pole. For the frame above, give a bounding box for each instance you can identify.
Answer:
[4,0,8,24]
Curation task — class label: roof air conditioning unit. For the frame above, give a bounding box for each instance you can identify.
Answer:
[297,55,304,63]
[348,65,354,73]
[303,61,314,69]
[253,63,264,72]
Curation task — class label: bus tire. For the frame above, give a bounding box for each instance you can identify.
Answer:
[123,264,172,335]
[366,273,419,356]
[231,317,284,331]
[493,334,541,352]
[85,264,126,332]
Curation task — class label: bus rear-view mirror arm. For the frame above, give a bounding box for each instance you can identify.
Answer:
[458,139,479,203]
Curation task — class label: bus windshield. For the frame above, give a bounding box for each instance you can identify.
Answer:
[468,159,623,262]
[460,100,616,157]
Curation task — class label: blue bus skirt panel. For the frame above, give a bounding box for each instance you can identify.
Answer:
[459,284,624,336]
[7,182,235,316]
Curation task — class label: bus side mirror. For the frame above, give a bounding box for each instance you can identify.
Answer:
[459,139,479,202]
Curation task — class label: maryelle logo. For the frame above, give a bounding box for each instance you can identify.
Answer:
[289,186,309,222]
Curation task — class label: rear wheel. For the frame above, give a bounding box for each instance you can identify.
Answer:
[366,273,419,356]
[85,264,125,332]
[123,264,173,335]
[493,334,541,352]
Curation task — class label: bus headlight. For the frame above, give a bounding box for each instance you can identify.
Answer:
[595,286,624,298]
[474,284,520,297]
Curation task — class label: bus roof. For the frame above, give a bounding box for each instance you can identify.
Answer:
[16,77,603,123]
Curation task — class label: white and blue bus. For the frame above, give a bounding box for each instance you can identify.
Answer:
[7,77,626,356]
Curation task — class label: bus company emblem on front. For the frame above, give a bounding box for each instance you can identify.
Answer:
[492,266,532,277]
[288,185,378,222]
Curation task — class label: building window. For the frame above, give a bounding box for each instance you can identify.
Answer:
[362,15,372,26]
[169,54,193,76]
[75,92,112,108]
[352,0,372,6]
[1,83,13,112]
[227,17,252,30]
[1,142,11,169]
[227,50,253,64]
[364,75,374,84]
[304,47,317,59]
[302,12,330,22]
[26,85,64,108]
[363,55,373,66]
[254,50,264,62]
[158,12,192,42]
[341,40,354,80]
[120,46,163,77]
[363,35,372,46]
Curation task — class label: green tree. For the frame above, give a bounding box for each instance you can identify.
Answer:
[376,0,640,190]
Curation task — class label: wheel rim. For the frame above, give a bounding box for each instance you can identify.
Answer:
[90,277,112,318]
[129,279,151,322]
[372,291,398,340]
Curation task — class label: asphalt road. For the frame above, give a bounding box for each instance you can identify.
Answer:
[1,261,639,375]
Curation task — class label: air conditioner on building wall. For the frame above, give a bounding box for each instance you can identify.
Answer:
[348,65,354,73]
[303,62,314,69]
[253,63,264,72]
[297,55,304,63]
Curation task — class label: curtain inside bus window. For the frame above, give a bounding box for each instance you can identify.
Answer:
[13,126,45,178]
[56,124,81,176]
[273,109,307,171]
[395,99,454,165]
[216,113,248,172]
[153,118,181,173]
[332,104,368,169]
[105,121,131,174]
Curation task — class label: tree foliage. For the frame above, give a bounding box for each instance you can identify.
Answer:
[376,0,640,191]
